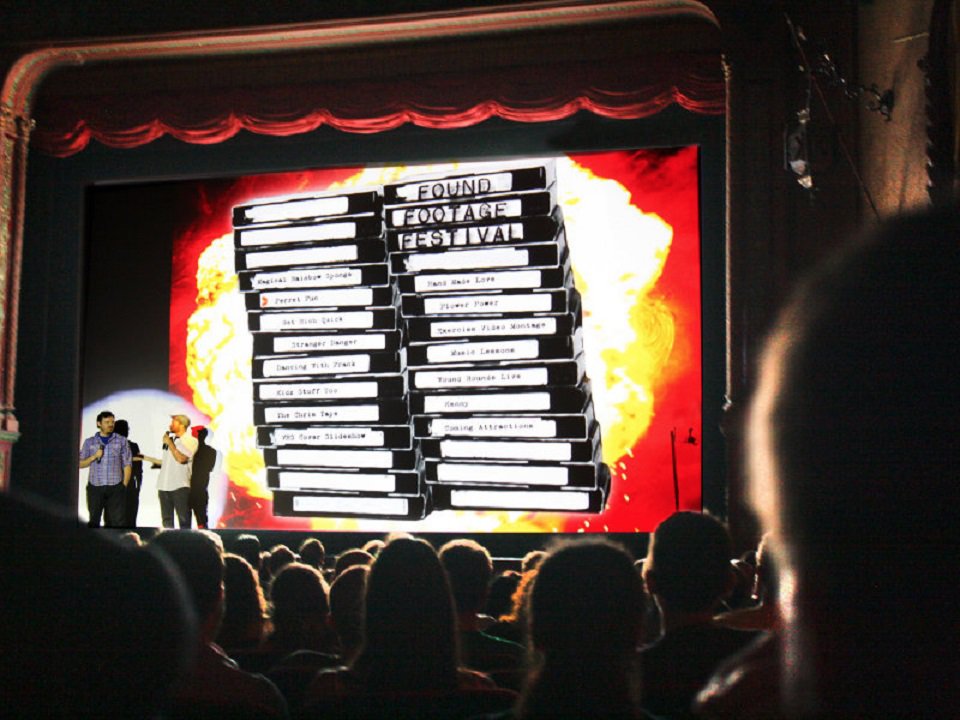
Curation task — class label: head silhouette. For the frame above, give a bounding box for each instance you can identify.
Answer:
[352,536,459,691]
[748,208,960,715]
[520,539,643,719]
[644,511,733,615]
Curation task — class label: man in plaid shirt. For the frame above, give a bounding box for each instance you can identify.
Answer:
[79,410,132,527]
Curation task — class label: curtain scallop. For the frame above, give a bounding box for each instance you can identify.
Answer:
[30,53,723,157]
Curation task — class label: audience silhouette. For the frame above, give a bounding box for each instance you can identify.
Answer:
[1,491,195,719]
[149,530,288,719]
[217,553,268,657]
[298,538,326,572]
[328,564,369,664]
[440,539,526,690]
[485,566,538,647]
[698,208,960,718]
[515,539,646,720]
[333,547,375,578]
[484,569,521,622]
[231,533,263,573]
[241,563,337,672]
[302,536,515,719]
[640,511,760,717]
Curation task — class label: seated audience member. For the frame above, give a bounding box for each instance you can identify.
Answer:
[723,558,757,611]
[520,549,547,573]
[485,567,537,646]
[362,538,386,557]
[240,562,337,673]
[298,538,325,571]
[697,209,960,718]
[303,536,515,719]
[256,563,340,713]
[516,539,647,720]
[1,491,195,719]
[440,539,526,689]
[714,534,780,632]
[328,564,369,663]
[231,533,262,573]
[117,530,143,547]
[333,547,374,578]
[639,511,760,718]
[150,530,288,720]
[635,558,662,646]
[217,553,267,657]
[484,569,521,623]
[263,544,296,595]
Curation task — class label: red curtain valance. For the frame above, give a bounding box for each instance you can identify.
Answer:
[31,53,724,157]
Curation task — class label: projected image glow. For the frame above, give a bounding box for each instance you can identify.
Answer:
[80,148,701,532]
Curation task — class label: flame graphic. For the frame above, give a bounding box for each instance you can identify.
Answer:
[185,157,680,531]
[555,160,674,462]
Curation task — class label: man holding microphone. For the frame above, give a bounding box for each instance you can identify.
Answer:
[79,410,132,527]
[142,414,197,528]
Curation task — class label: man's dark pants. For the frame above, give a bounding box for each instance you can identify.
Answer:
[87,483,126,527]
[158,488,192,528]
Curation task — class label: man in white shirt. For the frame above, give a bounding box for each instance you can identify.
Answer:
[144,414,198,528]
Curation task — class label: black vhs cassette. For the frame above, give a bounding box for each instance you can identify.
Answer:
[239,264,389,293]
[254,375,406,403]
[267,467,422,496]
[389,209,561,253]
[254,398,408,425]
[405,311,579,343]
[246,285,394,311]
[401,288,570,317]
[252,351,403,380]
[263,447,417,471]
[384,163,555,204]
[409,381,592,415]
[431,464,609,513]
[252,330,401,357]
[410,356,585,390]
[390,240,565,276]
[233,189,382,227]
[406,335,582,369]
[414,408,595,440]
[420,431,598,463]
[423,452,602,489]
[272,491,429,520]
[257,424,412,449]
[248,307,397,333]
[234,214,383,248]
[398,265,570,295]
[385,188,556,230]
[235,238,386,272]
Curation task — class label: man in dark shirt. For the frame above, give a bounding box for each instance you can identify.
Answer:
[190,427,217,529]
[640,511,760,717]
[439,539,526,690]
[114,419,143,527]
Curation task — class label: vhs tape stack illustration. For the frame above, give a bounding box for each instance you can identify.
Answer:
[384,161,610,515]
[233,189,428,520]
[233,161,609,521]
